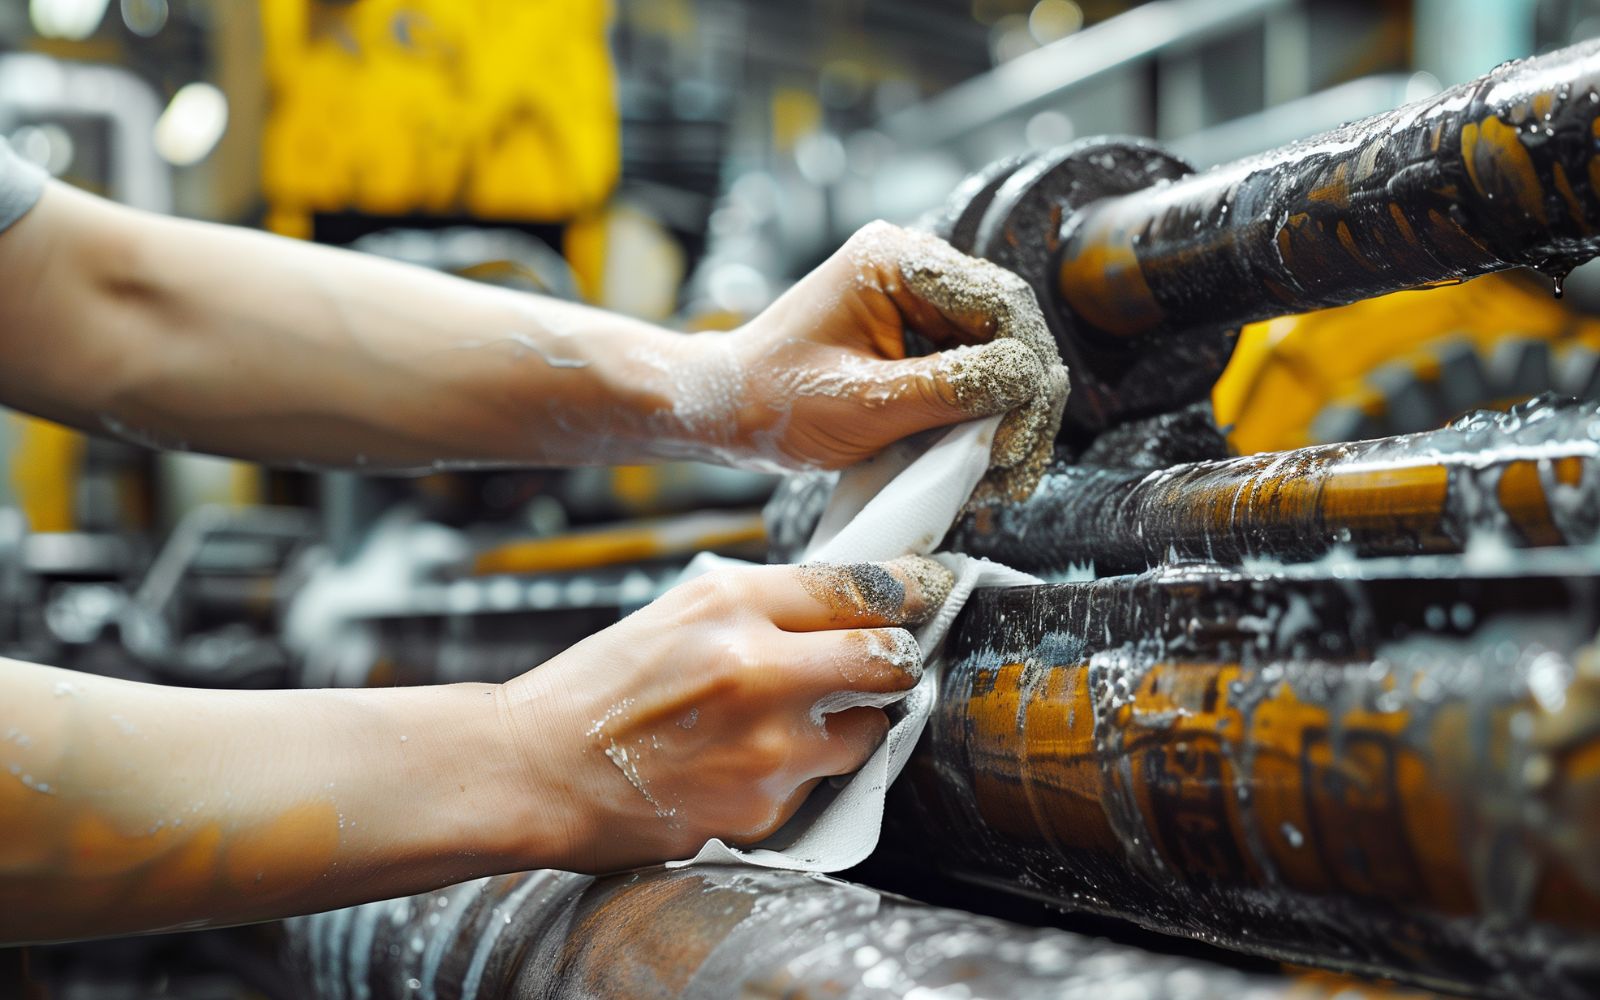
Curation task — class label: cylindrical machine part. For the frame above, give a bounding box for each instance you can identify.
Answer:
[284,865,1433,999]
[949,396,1600,575]
[880,558,1600,999]
[1056,39,1600,343]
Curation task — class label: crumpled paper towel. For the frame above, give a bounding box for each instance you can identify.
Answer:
[670,415,1040,872]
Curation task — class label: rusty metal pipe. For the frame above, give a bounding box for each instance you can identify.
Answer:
[1056,39,1600,343]
[948,397,1600,575]
[282,865,1400,999]
[881,559,1600,999]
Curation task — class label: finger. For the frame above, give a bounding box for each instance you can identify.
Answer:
[887,281,982,348]
[816,706,892,776]
[755,558,955,631]
[835,222,979,351]
[723,708,889,846]
[779,626,924,700]
[846,222,1035,350]
[881,338,1053,434]
[731,775,824,846]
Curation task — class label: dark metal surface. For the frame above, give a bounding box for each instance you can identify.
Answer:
[285,865,1420,999]
[1055,39,1600,347]
[738,39,1600,998]
[932,40,1600,439]
[879,554,1600,999]
[936,139,1213,441]
[949,395,1600,576]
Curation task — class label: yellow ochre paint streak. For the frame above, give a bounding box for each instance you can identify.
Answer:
[1335,221,1381,272]
[1057,215,1165,336]
[1551,161,1593,234]
[1461,116,1547,225]
[1388,203,1419,245]
[1307,162,1350,208]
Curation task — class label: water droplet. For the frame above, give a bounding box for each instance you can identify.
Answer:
[1280,821,1304,848]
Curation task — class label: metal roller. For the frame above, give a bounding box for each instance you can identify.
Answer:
[938,39,1600,439]
[948,395,1600,576]
[877,555,1600,999]
[284,865,1440,999]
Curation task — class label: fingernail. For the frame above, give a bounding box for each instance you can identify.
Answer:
[883,555,955,624]
[867,627,924,683]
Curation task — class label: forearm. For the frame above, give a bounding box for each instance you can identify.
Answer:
[0,660,556,943]
[0,183,717,470]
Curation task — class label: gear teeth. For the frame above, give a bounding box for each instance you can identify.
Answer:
[1558,345,1600,401]
[1433,339,1494,416]
[1489,338,1553,401]
[1368,361,1442,435]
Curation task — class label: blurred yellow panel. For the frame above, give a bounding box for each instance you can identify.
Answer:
[1213,273,1600,454]
[770,87,821,154]
[262,0,619,226]
[11,414,82,532]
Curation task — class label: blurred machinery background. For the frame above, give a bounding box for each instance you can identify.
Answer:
[4,1,1600,998]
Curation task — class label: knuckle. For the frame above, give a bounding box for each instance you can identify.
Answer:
[672,569,744,619]
[708,633,759,684]
[915,368,960,411]
[850,218,898,243]
[864,627,923,685]
[741,807,789,842]
[747,725,794,775]
[844,219,901,258]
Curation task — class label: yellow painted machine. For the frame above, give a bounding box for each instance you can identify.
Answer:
[1216,272,1600,454]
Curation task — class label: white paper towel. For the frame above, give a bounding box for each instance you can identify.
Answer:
[670,416,1040,872]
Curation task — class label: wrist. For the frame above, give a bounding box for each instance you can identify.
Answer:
[488,677,592,871]
[330,683,574,879]
[646,327,769,466]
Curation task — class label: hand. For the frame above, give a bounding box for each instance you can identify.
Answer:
[681,221,1068,499]
[494,556,954,873]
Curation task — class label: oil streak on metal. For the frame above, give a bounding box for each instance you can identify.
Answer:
[1056,39,1600,343]
[880,557,1600,999]
[285,865,1427,999]
[950,396,1600,575]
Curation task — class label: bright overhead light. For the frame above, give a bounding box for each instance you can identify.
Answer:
[120,0,168,37]
[153,82,228,167]
[1029,0,1083,44]
[29,0,112,40]
[9,124,75,176]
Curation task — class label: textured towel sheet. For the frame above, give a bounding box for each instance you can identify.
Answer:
[669,416,1040,872]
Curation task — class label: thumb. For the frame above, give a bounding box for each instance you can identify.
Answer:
[870,338,1049,437]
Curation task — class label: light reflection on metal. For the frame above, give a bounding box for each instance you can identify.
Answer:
[881,0,1292,149]
[1056,39,1600,344]
[286,865,1424,999]
[881,557,1600,999]
[950,396,1600,576]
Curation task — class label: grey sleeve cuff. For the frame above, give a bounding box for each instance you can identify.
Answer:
[0,138,48,234]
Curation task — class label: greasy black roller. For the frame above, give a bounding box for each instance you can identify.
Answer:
[1054,39,1600,354]
[947,396,1600,576]
[926,150,1039,253]
[936,139,1204,441]
[929,39,1600,442]
[876,554,1600,999]
[284,865,1395,999]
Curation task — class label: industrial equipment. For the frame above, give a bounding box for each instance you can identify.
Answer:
[289,37,1600,1000]
[879,38,1600,1000]
[287,866,1436,999]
